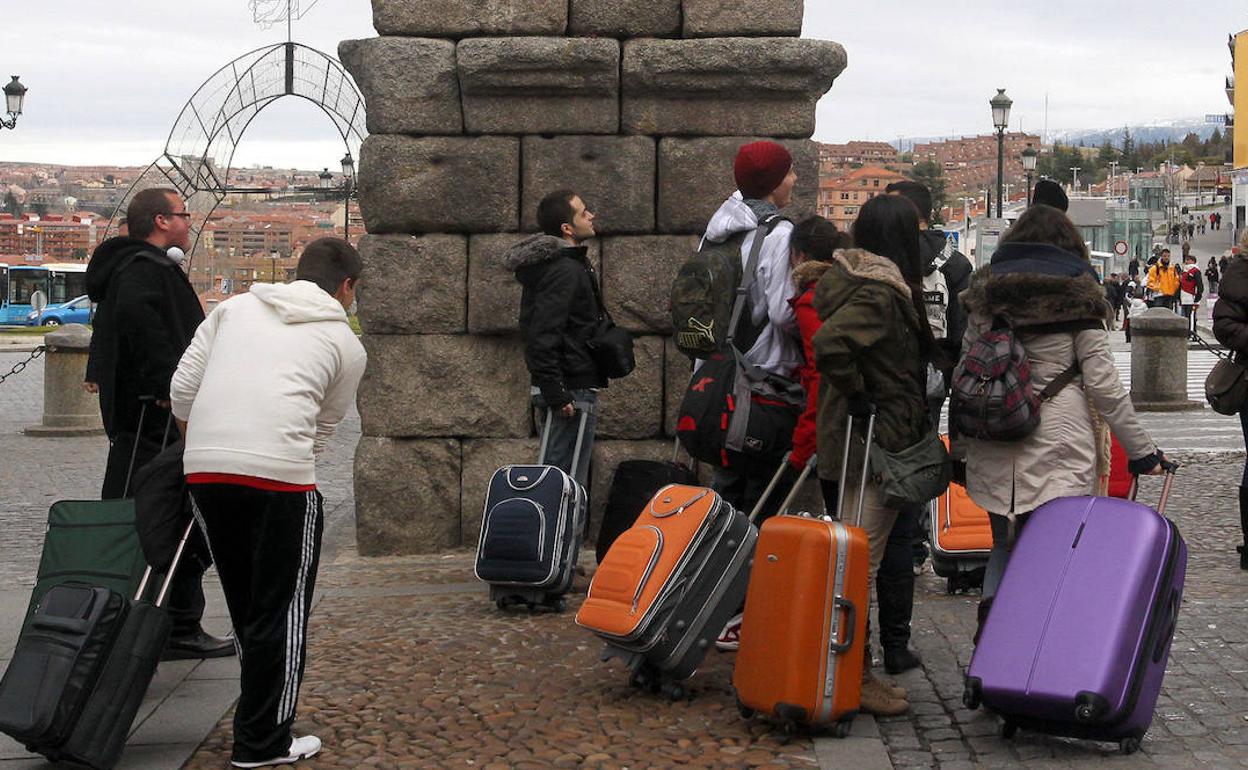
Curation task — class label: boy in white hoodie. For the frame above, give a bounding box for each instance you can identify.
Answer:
[170,237,366,768]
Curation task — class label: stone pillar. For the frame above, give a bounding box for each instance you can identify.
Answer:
[1129,308,1202,411]
[342,1,846,555]
[25,324,105,436]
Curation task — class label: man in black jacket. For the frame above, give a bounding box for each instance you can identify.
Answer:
[85,187,233,659]
[502,190,605,486]
[880,180,974,674]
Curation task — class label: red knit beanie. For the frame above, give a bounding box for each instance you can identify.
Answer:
[734,141,793,199]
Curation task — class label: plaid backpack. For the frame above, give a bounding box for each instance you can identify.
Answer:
[950,318,1079,441]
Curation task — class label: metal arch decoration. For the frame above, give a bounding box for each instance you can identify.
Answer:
[107,41,365,261]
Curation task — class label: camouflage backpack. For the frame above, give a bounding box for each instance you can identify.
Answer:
[669,214,785,360]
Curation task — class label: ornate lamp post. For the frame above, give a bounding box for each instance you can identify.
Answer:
[1022,143,1038,204]
[340,152,354,242]
[318,167,333,193]
[990,88,1012,218]
[2,75,27,130]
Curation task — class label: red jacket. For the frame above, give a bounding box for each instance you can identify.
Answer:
[789,261,833,469]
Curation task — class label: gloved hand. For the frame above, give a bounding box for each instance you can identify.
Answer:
[1128,450,1172,476]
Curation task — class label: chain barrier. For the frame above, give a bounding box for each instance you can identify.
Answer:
[0,346,46,388]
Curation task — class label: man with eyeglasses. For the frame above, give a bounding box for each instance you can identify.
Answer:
[84,186,234,660]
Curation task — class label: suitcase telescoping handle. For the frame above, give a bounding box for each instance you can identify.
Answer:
[132,517,197,607]
[836,405,876,529]
[1127,457,1180,514]
[748,452,817,523]
[537,404,592,474]
[122,398,176,498]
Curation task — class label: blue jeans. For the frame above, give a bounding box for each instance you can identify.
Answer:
[982,510,1032,601]
[531,389,597,488]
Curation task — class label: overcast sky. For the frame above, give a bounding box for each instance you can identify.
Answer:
[1,0,1243,170]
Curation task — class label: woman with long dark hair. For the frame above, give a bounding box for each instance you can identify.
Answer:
[811,194,941,715]
[1212,230,1248,570]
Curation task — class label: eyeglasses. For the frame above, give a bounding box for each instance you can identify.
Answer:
[158,212,191,219]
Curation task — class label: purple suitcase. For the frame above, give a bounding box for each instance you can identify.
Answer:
[963,469,1186,754]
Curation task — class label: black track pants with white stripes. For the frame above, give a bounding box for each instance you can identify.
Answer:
[189,484,324,763]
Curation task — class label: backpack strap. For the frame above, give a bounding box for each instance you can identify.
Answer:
[1038,362,1080,401]
[726,214,787,349]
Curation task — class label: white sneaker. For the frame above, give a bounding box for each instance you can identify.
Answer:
[231,735,322,768]
[715,613,743,651]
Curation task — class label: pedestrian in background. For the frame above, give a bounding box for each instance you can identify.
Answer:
[1211,229,1248,571]
[811,194,944,716]
[958,205,1166,640]
[1147,248,1181,311]
[1207,257,1221,297]
[172,237,367,767]
[1179,252,1204,338]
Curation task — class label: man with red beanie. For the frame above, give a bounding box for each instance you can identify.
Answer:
[701,140,800,650]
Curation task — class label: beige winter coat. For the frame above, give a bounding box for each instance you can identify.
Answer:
[958,247,1156,515]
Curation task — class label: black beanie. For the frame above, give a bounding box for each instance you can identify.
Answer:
[1031,179,1069,212]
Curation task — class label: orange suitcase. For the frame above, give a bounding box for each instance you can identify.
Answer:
[929,436,992,594]
[733,418,873,736]
[576,484,754,699]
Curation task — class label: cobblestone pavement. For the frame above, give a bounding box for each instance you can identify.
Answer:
[878,452,1248,769]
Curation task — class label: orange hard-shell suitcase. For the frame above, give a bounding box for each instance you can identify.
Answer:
[929,435,992,593]
[576,484,754,699]
[733,413,876,736]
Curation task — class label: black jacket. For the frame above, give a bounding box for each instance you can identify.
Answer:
[86,237,204,436]
[504,235,607,407]
[1213,255,1248,355]
[920,229,972,371]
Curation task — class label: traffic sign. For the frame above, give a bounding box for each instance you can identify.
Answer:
[1114,240,1129,256]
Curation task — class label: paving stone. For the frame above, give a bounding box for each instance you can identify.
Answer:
[369,0,567,36]
[339,37,461,135]
[458,38,619,135]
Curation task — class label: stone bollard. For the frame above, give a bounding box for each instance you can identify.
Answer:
[25,324,106,436]
[1129,308,1203,411]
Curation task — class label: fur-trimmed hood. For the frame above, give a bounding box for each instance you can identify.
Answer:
[792,259,833,290]
[962,243,1110,327]
[502,234,574,271]
[829,248,911,300]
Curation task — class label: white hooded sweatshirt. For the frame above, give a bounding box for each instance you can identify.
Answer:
[702,192,801,376]
[171,280,367,486]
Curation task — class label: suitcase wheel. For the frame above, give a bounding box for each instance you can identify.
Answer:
[962,677,982,711]
[541,596,568,613]
[734,695,755,720]
[1120,737,1142,755]
[629,666,661,694]
[661,682,688,702]
[999,720,1017,739]
[833,720,852,739]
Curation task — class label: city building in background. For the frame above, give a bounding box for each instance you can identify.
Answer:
[1231,28,1248,239]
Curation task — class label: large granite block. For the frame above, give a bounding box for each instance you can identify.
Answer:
[569,0,680,38]
[596,335,664,440]
[358,135,519,234]
[370,0,566,37]
[355,437,461,555]
[339,38,461,135]
[682,0,804,37]
[458,38,619,135]
[622,38,846,137]
[468,235,602,335]
[589,439,695,543]
[358,335,530,438]
[601,235,698,333]
[460,437,541,545]
[357,234,467,334]
[521,136,656,235]
[657,137,819,233]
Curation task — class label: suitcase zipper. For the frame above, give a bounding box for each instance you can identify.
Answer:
[631,526,665,614]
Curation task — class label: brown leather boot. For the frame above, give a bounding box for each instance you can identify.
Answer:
[859,673,909,716]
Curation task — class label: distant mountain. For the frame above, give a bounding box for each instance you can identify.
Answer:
[892,117,1224,150]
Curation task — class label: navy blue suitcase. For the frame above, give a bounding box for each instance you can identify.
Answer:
[475,408,589,612]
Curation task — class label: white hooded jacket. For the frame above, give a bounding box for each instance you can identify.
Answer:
[702,192,801,376]
[170,280,367,485]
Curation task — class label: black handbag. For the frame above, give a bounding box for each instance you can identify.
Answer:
[1205,355,1248,415]
[587,320,635,379]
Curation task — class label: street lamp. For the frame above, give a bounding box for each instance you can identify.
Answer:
[990,88,1012,218]
[318,168,333,191]
[340,152,354,242]
[2,75,27,130]
[1021,143,1038,204]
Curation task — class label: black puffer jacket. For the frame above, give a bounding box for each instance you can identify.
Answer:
[504,235,607,408]
[1213,254,1248,354]
[85,237,204,436]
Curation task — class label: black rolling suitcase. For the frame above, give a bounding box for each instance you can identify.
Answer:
[475,406,590,612]
[595,438,697,563]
